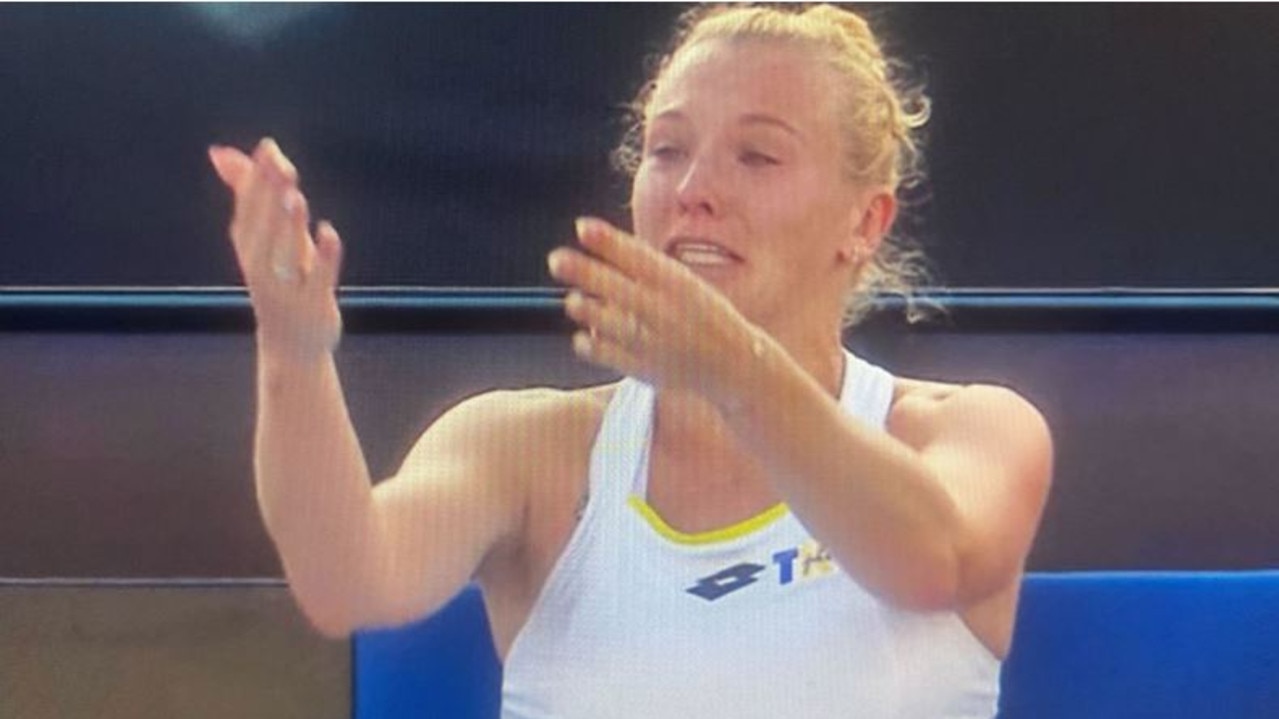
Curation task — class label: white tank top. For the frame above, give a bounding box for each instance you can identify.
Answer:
[501,350,1000,718]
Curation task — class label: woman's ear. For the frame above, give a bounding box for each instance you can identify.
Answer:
[839,189,897,264]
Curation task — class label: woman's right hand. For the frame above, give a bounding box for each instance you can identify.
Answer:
[208,138,343,363]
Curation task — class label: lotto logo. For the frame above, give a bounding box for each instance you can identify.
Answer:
[685,540,835,602]
[686,563,768,601]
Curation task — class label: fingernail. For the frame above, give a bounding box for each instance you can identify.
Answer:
[283,191,297,213]
[547,249,564,275]
[576,217,608,241]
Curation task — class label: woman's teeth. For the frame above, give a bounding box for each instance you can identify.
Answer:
[671,242,735,266]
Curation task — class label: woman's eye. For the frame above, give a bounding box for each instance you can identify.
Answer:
[740,151,779,167]
[649,145,685,161]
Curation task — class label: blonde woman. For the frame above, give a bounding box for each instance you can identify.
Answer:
[209,5,1051,717]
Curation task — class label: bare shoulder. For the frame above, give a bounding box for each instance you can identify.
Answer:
[415,383,619,604]
[887,377,1053,471]
[376,380,618,577]
[427,383,614,434]
[356,383,619,629]
[402,382,618,473]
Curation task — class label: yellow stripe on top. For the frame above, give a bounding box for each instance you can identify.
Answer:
[626,495,790,546]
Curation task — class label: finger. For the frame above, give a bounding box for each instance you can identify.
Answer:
[268,139,315,282]
[208,145,253,190]
[239,140,301,274]
[246,176,303,279]
[564,290,650,350]
[314,220,344,289]
[280,187,313,280]
[262,137,299,185]
[263,139,307,271]
[231,139,282,239]
[575,216,687,290]
[228,149,271,260]
[571,330,649,380]
[548,247,654,319]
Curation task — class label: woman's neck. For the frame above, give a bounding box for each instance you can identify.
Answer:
[651,332,847,466]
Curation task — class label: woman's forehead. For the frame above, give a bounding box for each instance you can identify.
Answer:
[647,38,836,131]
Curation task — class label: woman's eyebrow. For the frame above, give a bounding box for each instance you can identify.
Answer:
[739,113,803,139]
[648,109,688,126]
[650,109,801,136]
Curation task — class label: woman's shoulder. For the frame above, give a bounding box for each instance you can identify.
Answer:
[432,381,622,452]
[484,381,620,416]
[887,375,1050,452]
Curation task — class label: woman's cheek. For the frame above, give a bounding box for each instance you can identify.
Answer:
[630,167,671,238]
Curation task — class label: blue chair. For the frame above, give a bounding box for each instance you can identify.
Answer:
[354,572,1279,718]
[353,586,500,719]
[1000,571,1279,718]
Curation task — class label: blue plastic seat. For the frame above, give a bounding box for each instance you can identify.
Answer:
[1000,571,1279,718]
[354,586,500,719]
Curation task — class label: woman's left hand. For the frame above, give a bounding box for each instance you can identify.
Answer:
[548,217,765,407]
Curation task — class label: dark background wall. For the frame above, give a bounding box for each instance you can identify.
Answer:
[3,325,1278,576]
[2,3,1277,288]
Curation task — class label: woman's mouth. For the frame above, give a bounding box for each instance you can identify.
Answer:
[666,239,741,267]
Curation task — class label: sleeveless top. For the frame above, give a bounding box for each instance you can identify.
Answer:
[501,350,1000,718]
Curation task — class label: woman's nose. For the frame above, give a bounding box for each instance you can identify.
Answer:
[675,157,721,218]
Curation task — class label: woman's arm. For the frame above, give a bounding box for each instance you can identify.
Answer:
[548,217,1051,611]
[718,360,1052,611]
[210,141,524,636]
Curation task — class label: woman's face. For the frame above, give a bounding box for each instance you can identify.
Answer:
[631,37,870,332]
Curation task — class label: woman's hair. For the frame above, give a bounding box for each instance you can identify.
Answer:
[613,3,936,327]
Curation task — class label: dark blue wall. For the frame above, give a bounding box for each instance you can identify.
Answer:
[2,4,1277,287]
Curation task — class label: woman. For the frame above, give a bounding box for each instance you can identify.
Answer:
[209,5,1051,717]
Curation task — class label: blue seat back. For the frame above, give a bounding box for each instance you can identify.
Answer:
[1001,571,1279,718]
[353,586,500,719]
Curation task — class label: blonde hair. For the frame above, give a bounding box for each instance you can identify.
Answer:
[613,3,937,327]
